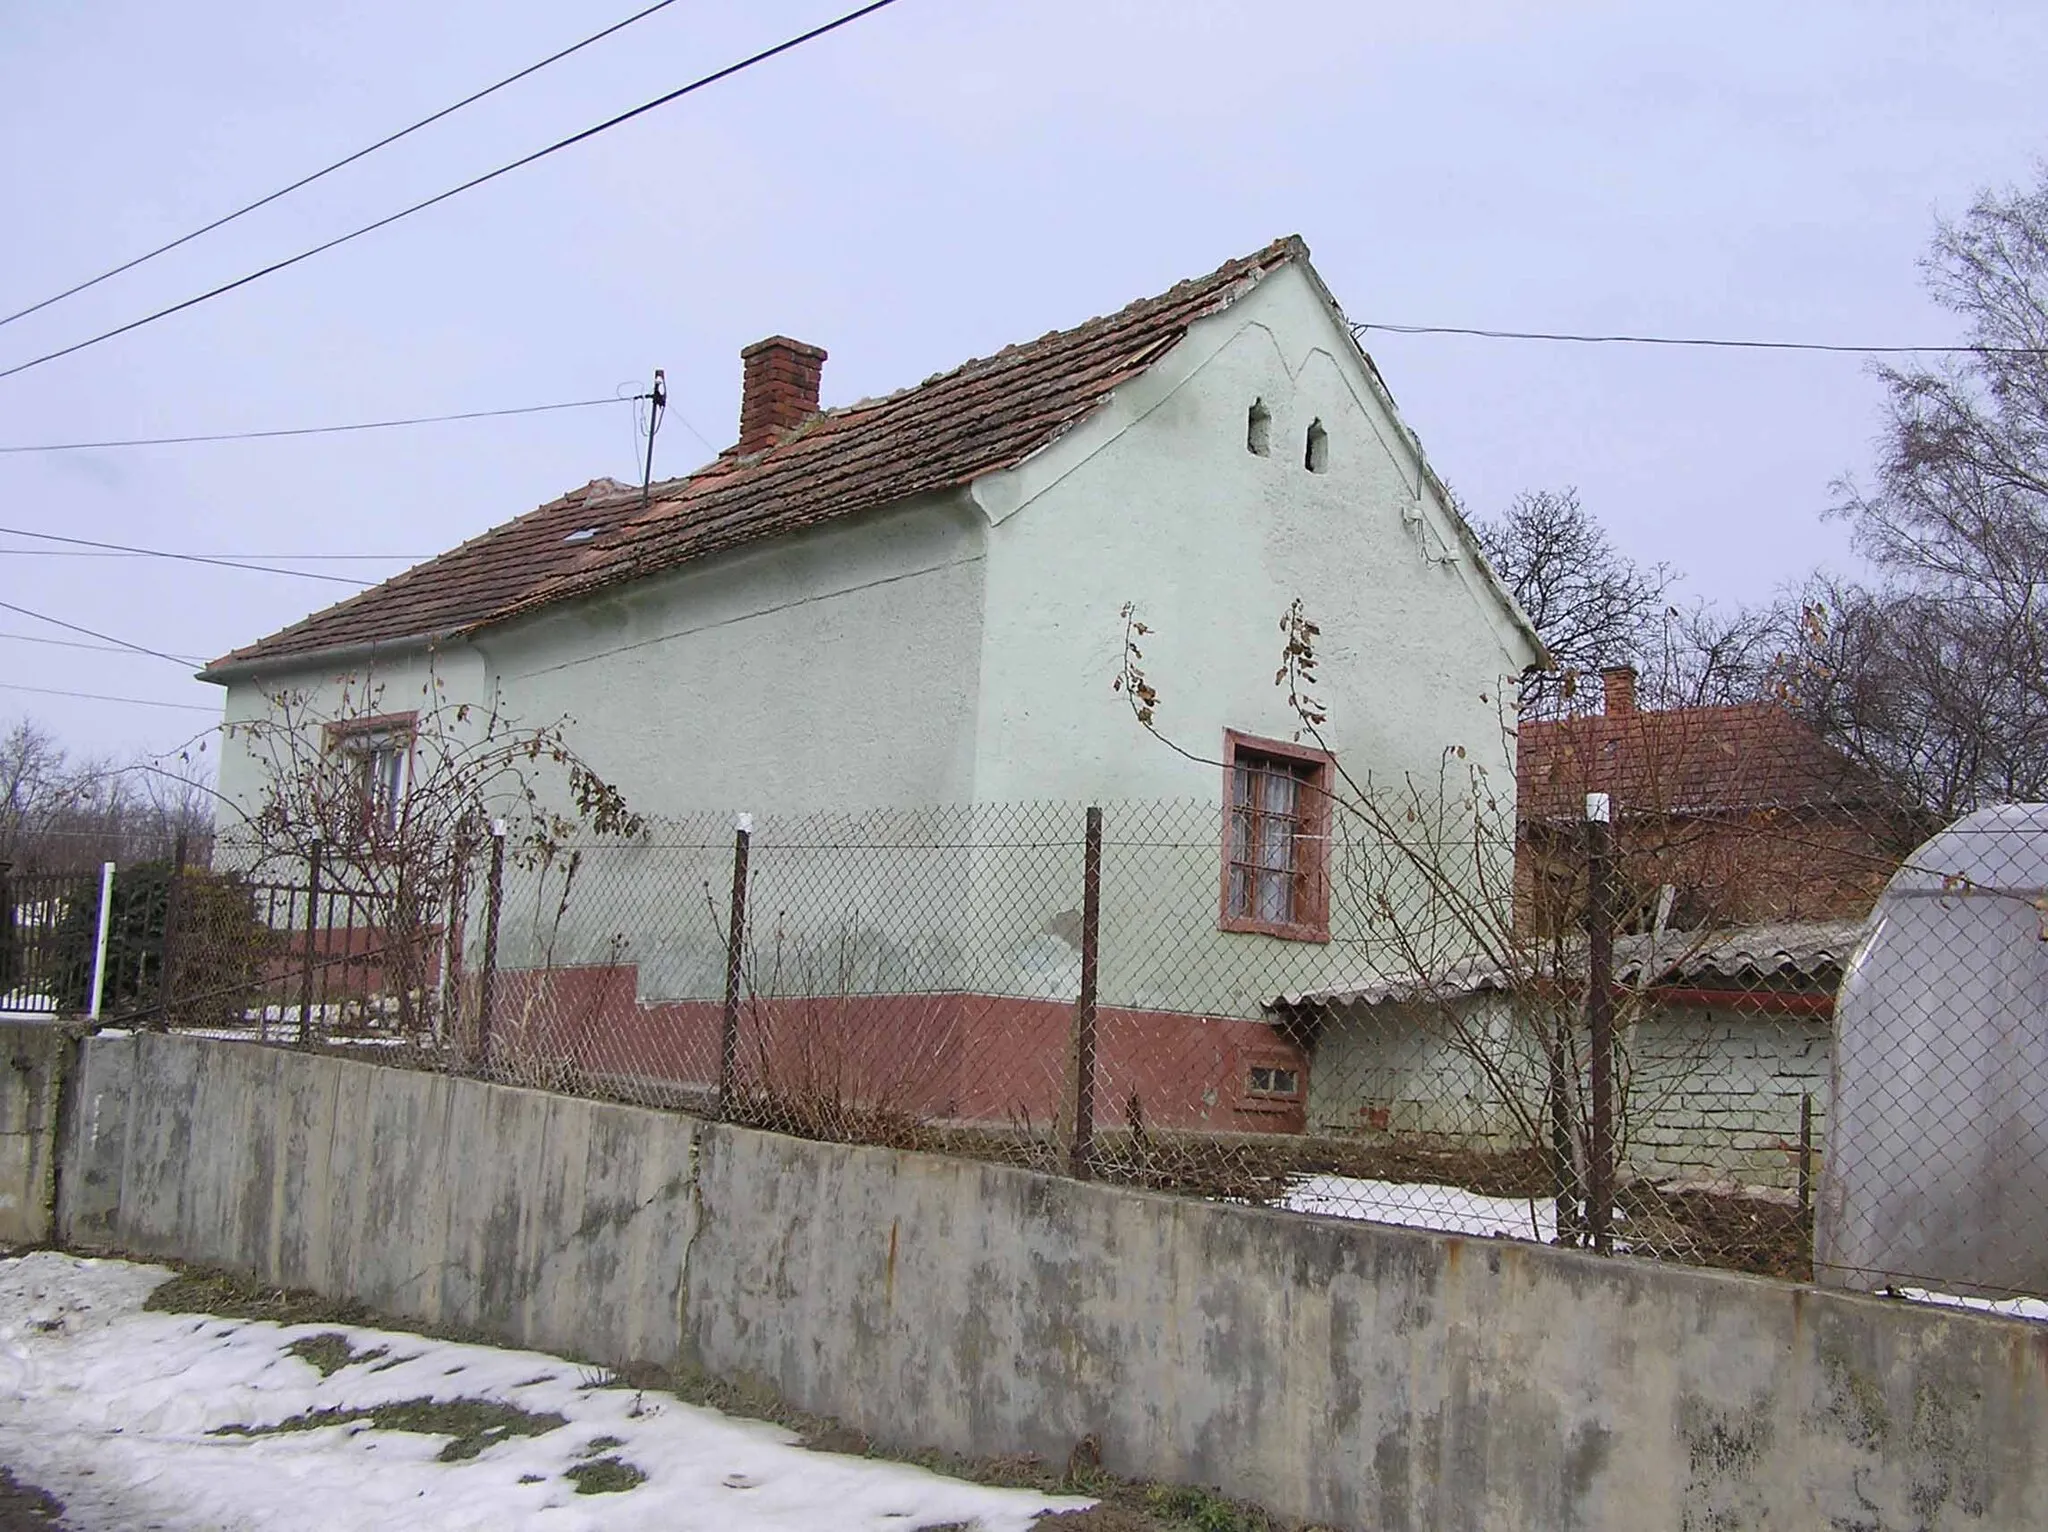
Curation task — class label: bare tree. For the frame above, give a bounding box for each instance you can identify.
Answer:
[0,717,217,873]
[1820,167,2048,818]
[1641,598,1800,711]
[0,720,71,869]
[220,667,641,1044]
[1473,487,1676,714]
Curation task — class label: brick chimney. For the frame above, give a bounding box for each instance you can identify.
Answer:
[1601,665,1638,717]
[735,336,827,455]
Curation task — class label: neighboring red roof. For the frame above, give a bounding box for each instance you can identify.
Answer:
[206,236,1311,676]
[1517,701,1868,820]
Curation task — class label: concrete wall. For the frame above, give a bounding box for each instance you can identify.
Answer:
[62,1032,2048,1531]
[0,1020,69,1245]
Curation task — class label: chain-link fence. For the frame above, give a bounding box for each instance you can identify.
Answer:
[27,786,2048,1312]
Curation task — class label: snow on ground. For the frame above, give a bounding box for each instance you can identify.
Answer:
[0,1252,1092,1532]
[1277,1174,1557,1243]
[1896,1287,2048,1323]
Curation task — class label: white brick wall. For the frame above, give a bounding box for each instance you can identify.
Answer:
[1308,997,1830,1190]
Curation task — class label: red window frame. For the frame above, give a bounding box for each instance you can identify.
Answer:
[323,711,418,838]
[1219,729,1333,942]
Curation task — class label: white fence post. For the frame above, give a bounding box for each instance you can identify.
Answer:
[86,861,115,1020]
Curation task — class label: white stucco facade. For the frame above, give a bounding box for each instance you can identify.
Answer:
[210,252,1539,1022]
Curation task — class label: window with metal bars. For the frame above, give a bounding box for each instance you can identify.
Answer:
[1220,730,1332,940]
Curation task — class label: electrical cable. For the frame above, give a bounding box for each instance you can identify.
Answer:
[0,394,637,453]
[0,527,377,586]
[0,551,422,561]
[0,0,686,331]
[0,0,909,383]
[0,631,180,655]
[0,599,203,667]
[0,681,217,713]
[1349,320,2047,357]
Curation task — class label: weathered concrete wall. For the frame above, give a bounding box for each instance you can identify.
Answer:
[64,1034,698,1368]
[65,1033,2048,1531]
[0,1020,70,1246]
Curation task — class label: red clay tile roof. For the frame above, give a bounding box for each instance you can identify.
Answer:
[205,236,1310,676]
[1517,702,1870,821]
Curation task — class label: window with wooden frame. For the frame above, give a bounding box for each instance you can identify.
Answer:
[1247,1063,1301,1098]
[1220,729,1333,941]
[325,714,416,837]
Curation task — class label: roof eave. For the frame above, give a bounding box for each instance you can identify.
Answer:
[1301,263,1549,670]
[197,629,455,687]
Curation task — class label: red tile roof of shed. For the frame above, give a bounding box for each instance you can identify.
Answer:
[205,236,1309,676]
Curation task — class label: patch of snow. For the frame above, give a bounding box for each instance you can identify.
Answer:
[1278,1174,1558,1243]
[1894,1287,2048,1323]
[0,1251,1093,1531]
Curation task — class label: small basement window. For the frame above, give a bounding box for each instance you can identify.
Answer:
[1246,400,1272,456]
[1249,1065,1300,1098]
[1304,419,1329,473]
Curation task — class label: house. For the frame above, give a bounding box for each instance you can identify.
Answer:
[1516,665,1899,934]
[201,236,1543,1134]
[1281,670,1900,1187]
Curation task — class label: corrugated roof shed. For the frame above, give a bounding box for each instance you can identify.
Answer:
[1274,915,1869,1008]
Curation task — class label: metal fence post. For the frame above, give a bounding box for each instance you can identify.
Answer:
[156,831,188,1029]
[297,840,323,1047]
[1070,805,1103,1180]
[718,813,753,1120]
[1798,1091,1815,1224]
[476,820,507,1061]
[0,860,14,1000]
[86,861,116,1021]
[1585,792,1616,1255]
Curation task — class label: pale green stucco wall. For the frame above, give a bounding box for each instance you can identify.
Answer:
[476,491,989,818]
[961,262,1535,1012]
[214,647,493,868]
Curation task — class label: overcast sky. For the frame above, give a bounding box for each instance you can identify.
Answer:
[4,0,2045,764]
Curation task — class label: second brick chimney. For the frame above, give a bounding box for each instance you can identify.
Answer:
[1601,664,1638,717]
[735,336,827,455]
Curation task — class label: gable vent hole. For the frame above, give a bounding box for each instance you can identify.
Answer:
[1246,400,1272,457]
[1304,420,1329,474]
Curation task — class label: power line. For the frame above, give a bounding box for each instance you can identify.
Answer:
[0,394,635,453]
[1349,320,2047,357]
[0,0,909,383]
[0,527,375,586]
[0,0,685,332]
[0,550,423,561]
[0,681,217,713]
[0,599,203,667]
[0,631,180,656]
